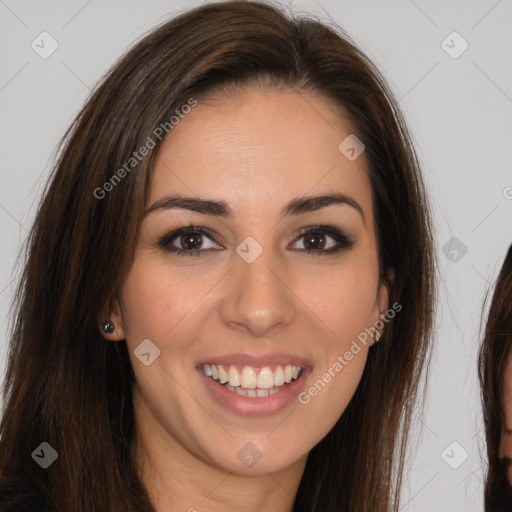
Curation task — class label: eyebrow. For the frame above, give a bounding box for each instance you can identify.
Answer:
[144,193,365,222]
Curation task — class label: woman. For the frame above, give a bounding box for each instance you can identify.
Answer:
[0,1,437,511]
[479,244,512,511]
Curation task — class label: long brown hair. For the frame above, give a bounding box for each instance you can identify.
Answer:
[0,2,437,511]
[479,244,512,511]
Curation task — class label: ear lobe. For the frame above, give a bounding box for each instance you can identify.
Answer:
[377,268,394,317]
[371,268,394,344]
[98,300,126,341]
[373,283,389,327]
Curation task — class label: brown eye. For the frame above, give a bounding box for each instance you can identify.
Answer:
[303,231,327,250]
[158,227,223,257]
[180,232,203,250]
[290,226,354,255]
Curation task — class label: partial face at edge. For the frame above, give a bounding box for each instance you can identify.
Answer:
[500,351,512,485]
[104,87,390,475]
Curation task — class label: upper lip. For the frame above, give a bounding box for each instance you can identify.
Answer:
[197,352,312,369]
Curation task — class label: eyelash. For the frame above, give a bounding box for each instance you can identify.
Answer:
[157,225,354,258]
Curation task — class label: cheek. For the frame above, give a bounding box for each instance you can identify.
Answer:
[292,259,378,424]
[119,255,216,342]
[295,260,380,342]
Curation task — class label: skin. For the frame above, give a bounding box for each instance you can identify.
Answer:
[500,352,512,485]
[101,87,390,512]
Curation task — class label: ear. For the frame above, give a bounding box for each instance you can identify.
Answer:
[98,297,126,342]
[371,268,395,344]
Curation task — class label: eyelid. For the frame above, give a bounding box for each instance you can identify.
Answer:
[293,224,353,239]
[289,224,354,251]
[157,226,223,250]
[157,224,354,256]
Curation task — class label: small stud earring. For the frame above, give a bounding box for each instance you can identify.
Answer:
[102,321,115,334]
[374,330,381,343]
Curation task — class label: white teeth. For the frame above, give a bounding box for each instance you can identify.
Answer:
[257,367,274,389]
[202,363,304,396]
[241,367,257,389]
[228,366,241,387]
[284,365,293,383]
[218,365,228,384]
[235,387,260,398]
[274,366,285,386]
[235,386,246,396]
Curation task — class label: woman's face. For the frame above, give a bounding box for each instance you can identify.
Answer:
[108,87,389,476]
[500,352,512,484]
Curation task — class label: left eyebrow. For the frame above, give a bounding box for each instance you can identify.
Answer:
[283,193,365,222]
[144,193,365,223]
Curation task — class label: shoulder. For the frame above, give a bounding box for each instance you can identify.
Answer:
[0,476,54,512]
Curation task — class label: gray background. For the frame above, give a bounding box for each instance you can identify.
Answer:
[0,1,511,510]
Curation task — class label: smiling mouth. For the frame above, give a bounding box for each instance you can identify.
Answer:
[200,363,304,397]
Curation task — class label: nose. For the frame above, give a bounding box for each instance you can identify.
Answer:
[220,247,297,337]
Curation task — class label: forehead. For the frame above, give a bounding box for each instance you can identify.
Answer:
[149,87,373,221]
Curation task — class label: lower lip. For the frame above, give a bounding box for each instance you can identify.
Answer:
[197,367,311,417]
